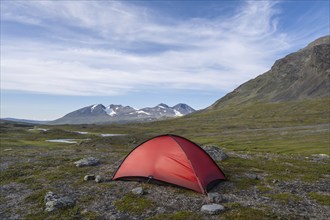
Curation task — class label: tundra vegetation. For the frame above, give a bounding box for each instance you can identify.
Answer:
[1,98,329,219]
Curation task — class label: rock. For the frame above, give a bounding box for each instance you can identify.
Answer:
[84,174,95,181]
[95,175,102,183]
[131,187,144,195]
[272,179,279,184]
[245,173,260,180]
[44,191,74,212]
[311,154,329,161]
[74,157,100,167]
[4,148,13,152]
[202,145,229,161]
[155,207,166,214]
[201,203,225,215]
[207,192,223,203]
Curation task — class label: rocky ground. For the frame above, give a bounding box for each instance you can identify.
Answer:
[0,124,329,219]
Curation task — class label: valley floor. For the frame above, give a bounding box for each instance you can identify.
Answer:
[0,121,329,219]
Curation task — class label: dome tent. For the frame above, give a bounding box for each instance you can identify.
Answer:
[112,134,225,194]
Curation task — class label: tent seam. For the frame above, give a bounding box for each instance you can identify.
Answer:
[169,135,206,194]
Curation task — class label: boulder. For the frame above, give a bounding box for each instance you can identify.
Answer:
[74,157,100,167]
[202,145,229,161]
[201,203,225,215]
[84,175,95,181]
[44,191,74,212]
[131,187,144,195]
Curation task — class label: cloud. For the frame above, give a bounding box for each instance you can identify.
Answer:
[1,0,327,96]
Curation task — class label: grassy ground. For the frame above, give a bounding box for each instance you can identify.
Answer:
[0,98,329,219]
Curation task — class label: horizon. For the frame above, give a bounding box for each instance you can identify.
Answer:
[1,0,329,120]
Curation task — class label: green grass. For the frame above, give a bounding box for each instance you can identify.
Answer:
[221,156,329,183]
[257,185,272,193]
[24,189,50,205]
[265,192,301,204]
[221,204,278,220]
[24,206,80,220]
[113,193,155,214]
[308,192,330,206]
[147,211,202,220]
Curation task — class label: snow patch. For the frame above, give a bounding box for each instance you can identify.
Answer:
[137,110,151,115]
[174,110,183,117]
[91,104,98,112]
[105,106,117,116]
[108,109,117,116]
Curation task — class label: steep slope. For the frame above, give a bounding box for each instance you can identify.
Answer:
[209,35,330,109]
[142,36,330,135]
[51,104,111,124]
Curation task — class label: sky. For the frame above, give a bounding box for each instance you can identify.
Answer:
[1,0,329,120]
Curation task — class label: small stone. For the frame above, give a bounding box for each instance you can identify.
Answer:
[95,175,102,183]
[132,187,144,195]
[4,148,13,152]
[74,157,100,167]
[155,207,166,214]
[201,203,225,215]
[207,192,223,203]
[84,174,95,181]
[245,173,259,180]
[81,209,88,214]
[45,201,58,212]
[272,179,279,184]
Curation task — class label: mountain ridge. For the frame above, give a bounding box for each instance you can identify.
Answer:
[208,35,330,110]
[50,103,195,125]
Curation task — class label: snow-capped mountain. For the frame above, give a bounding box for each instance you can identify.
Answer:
[50,103,195,124]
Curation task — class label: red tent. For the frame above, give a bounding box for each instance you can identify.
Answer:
[112,134,225,194]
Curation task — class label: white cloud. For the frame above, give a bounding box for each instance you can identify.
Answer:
[1,0,326,96]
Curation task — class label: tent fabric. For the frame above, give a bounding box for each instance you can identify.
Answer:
[112,134,225,194]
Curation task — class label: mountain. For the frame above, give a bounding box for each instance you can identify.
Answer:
[209,35,330,109]
[50,103,195,125]
[155,35,329,132]
[1,118,50,124]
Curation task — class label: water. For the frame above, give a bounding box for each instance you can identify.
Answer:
[46,139,90,144]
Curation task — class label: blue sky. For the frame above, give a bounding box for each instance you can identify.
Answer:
[1,0,329,120]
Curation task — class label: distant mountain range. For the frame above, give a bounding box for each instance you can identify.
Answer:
[50,103,195,124]
[1,118,50,124]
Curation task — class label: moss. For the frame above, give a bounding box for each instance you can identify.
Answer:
[232,178,259,190]
[113,193,155,214]
[24,189,50,205]
[265,193,301,204]
[147,211,202,220]
[224,202,242,209]
[220,206,278,220]
[24,206,80,220]
[222,156,329,184]
[308,192,330,206]
[0,163,37,184]
[81,210,102,219]
[257,185,272,193]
